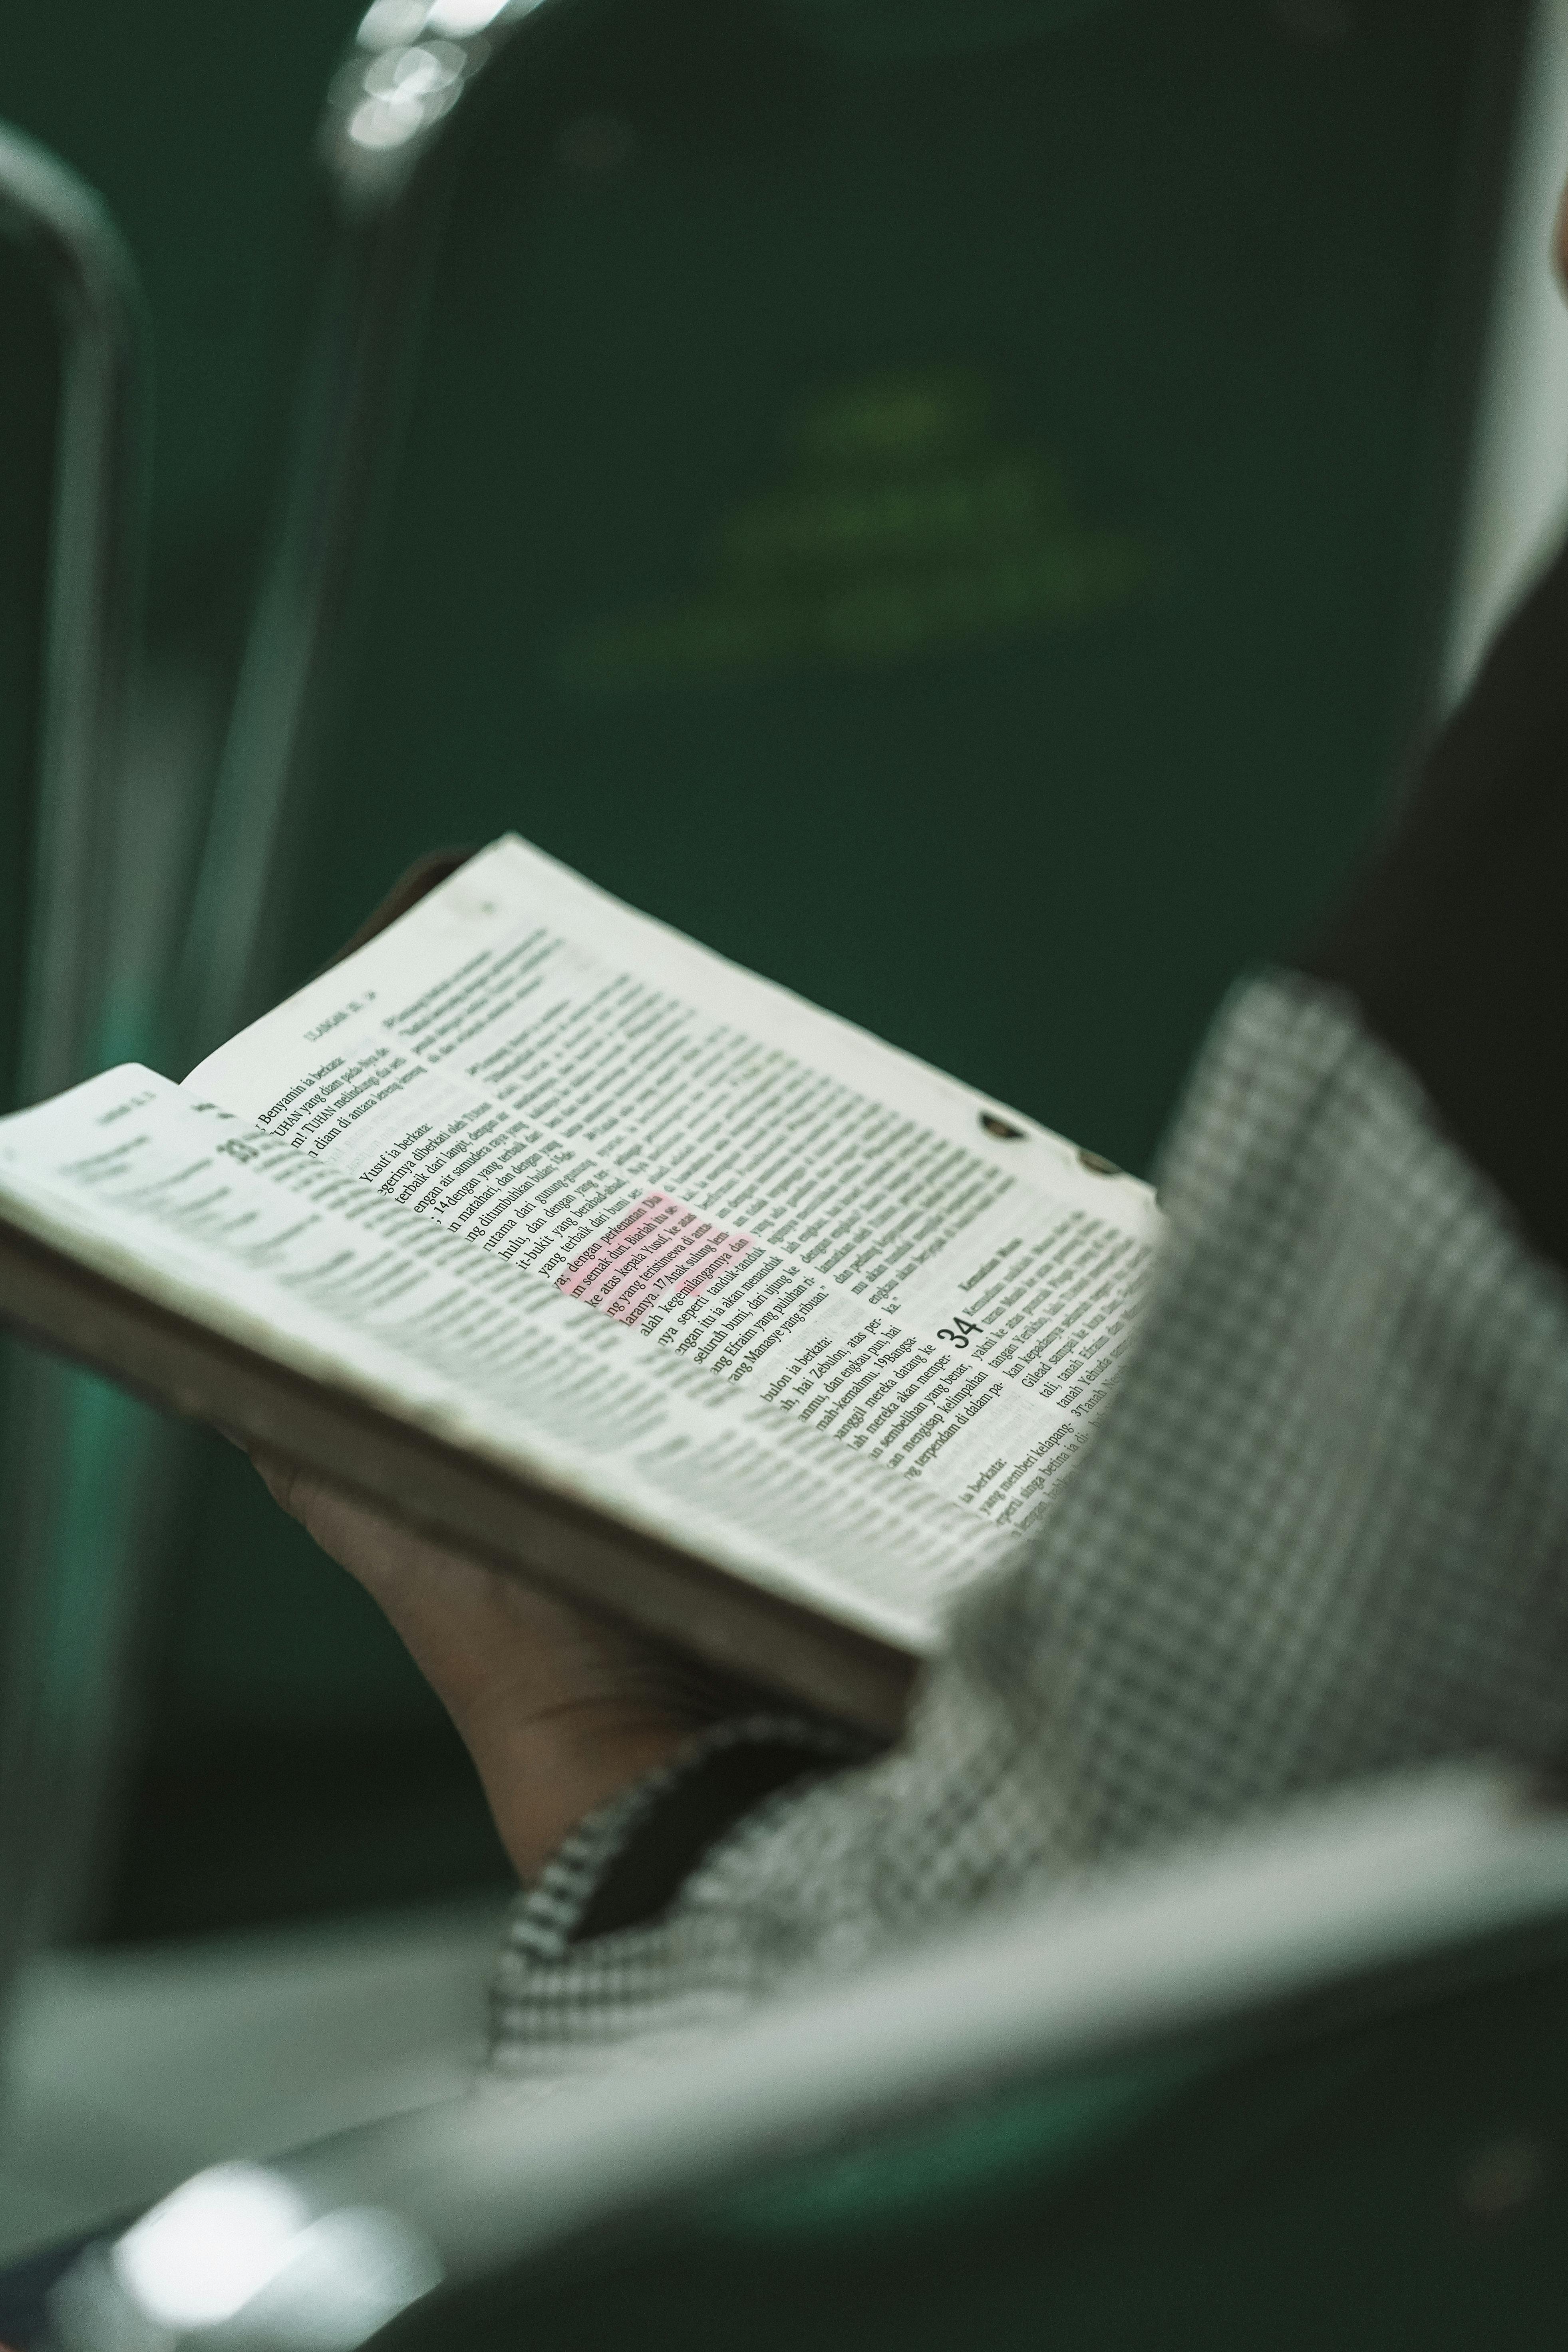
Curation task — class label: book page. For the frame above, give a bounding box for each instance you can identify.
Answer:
[0,1070,1021,1651]
[190,837,1161,1543]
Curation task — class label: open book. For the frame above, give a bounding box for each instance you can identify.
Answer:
[0,838,1159,1731]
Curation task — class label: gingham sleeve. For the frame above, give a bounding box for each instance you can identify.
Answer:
[487,968,1568,2082]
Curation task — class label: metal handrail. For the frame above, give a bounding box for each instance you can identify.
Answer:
[0,126,145,1108]
[175,0,613,1069]
[0,123,148,2076]
[45,1761,1568,2350]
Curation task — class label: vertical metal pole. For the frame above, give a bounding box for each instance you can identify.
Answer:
[0,127,149,2093]
[1442,0,1568,700]
[176,0,592,1065]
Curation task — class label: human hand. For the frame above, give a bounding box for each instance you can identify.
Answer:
[248,1450,696,1879]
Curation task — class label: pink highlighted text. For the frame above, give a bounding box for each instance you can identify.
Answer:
[557,1190,755,1327]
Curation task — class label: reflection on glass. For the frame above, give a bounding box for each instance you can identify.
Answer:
[561,366,1153,690]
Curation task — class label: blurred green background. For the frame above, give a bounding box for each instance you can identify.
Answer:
[6,4,366,582]
[0,0,1524,1936]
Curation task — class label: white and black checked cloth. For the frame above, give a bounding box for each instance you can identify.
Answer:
[489,968,1568,2082]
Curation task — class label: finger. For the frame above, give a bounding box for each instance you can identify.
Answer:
[246,1449,380,1571]
[294,1478,418,1586]
[247,1443,307,1521]
[248,1447,435,1599]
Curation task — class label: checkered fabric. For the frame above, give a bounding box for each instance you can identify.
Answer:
[489,968,1568,2081]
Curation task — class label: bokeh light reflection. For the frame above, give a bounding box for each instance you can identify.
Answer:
[111,2163,312,2330]
[356,0,431,50]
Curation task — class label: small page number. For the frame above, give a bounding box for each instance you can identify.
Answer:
[937,1316,982,1349]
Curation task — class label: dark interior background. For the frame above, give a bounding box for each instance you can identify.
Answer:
[0,0,1526,1937]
